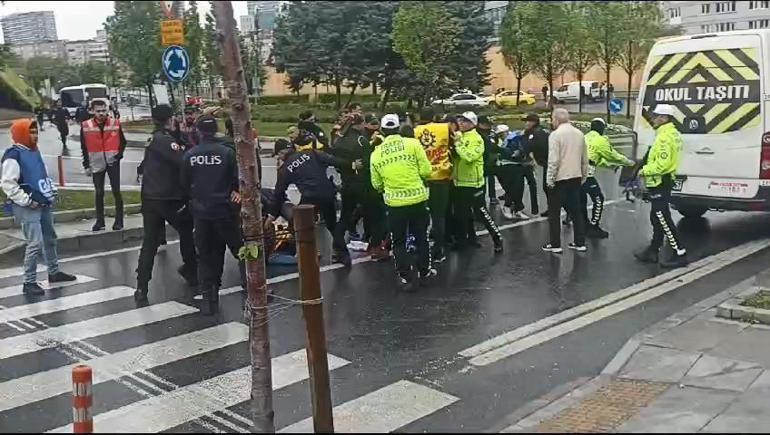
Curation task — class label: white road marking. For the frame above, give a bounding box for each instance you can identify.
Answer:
[0,286,136,323]
[48,349,351,433]
[0,275,97,299]
[279,380,459,433]
[0,322,248,413]
[468,238,770,367]
[0,302,197,360]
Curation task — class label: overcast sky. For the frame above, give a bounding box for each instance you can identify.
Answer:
[0,1,249,42]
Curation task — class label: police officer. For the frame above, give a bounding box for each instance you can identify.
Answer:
[582,118,634,238]
[181,114,243,315]
[264,137,354,266]
[634,104,688,268]
[134,104,198,302]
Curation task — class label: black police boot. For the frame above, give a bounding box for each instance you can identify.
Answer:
[661,252,689,269]
[493,237,504,254]
[92,221,105,232]
[332,249,352,268]
[634,245,660,264]
[586,225,610,239]
[134,287,148,302]
[200,285,216,315]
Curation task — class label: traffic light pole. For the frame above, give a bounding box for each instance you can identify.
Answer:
[211,2,275,432]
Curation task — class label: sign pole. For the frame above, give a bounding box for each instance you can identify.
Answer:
[211,2,275,432]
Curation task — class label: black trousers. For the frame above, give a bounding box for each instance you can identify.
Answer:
[496,165,527,211]
[487,174,497,202]
[194,215,245,289]
[387,202,430,276]
[300,197,347,252]
[580,176,605,227]
[364,190,387,246]
[57,125,68,147]
[648,186,685,253]
[93,163,123,225]
[547,178,586,247]
[136,199,197,290]
[427,180,451,253]
[523,166,539,214]
[453,185,502,244]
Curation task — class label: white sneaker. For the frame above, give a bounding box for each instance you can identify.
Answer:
[515,211,530,220]
[502,206,514,220]
[542,243,563,254]
[568,243,587,252]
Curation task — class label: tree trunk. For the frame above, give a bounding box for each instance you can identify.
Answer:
[577,70,583,113]
[380,85,391,111]
[344,83,358,108]
[606,62,612,124]
[212,2,275,433]
[626,42,633,119]
[147,83,154,108]
[372,82,378,96]
[334,76,342,109]
[515,75,522,106]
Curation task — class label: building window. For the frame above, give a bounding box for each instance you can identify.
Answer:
[668,7,681,18]
[702,3,710,13]
[750,1,770,9]
[717,22,735,31]
[749,19,770,28]
[715,1,736,13]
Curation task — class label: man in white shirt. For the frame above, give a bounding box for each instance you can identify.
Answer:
[543,108,589,254]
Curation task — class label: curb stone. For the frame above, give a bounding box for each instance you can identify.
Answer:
[0,204,142,230]
[495,276,758,433]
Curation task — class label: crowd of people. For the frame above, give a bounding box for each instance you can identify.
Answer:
[0,95,689,309]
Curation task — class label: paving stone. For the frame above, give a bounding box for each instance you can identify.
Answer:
[709,328,770,369]
[645,318,747,353]
[618,385,738,433]
[682,355,763,392]
[619,345,701,383]
[702,386,770,433]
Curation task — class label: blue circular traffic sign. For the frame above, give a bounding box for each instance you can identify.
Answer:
[162,45,190,83]
[609,98,624,114]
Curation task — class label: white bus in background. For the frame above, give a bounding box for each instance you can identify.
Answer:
[58,83,110,117]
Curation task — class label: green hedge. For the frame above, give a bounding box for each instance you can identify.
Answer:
[0,69,39,112]
[316,93,382,105]
[252,102,411,124]
[257,94,310,105]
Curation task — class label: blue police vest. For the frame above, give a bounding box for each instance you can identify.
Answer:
[1,145,55,206]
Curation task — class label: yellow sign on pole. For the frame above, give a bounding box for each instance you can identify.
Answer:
[161,19,185,46]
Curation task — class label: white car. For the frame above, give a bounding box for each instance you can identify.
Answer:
[432,93,489,108]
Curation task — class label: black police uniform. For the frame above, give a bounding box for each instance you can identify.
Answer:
[271,148,351,265]
[181,134,243,314]
[134,106,197,302]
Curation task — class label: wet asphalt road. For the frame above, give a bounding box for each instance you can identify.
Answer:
[2,158,770,432]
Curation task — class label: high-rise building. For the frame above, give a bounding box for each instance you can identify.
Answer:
[240,15,256,33]
[661,1,770,34]
[9,40,66,61]
[65,38,109,64]
[1,11,58,45]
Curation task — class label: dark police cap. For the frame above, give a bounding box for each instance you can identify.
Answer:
[196,114,218,133]
[151,104,174,122]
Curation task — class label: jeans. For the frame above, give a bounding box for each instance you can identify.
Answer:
[13,205,60,284]
[136,199,197,290]
[427,180,450,254]
[547,178,586,247]
[387,202,430,277]
[93,163,123,225]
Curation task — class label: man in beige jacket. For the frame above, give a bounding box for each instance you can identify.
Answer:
[543,108,588,254]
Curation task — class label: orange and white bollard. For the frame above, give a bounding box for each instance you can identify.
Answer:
[71,365,93,433]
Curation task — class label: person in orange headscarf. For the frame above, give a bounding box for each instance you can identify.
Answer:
[1,119,77,295]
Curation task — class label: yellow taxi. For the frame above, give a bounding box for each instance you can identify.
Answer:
[486,90,537,107]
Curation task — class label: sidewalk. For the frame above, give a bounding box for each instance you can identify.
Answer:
[502,273,770,433]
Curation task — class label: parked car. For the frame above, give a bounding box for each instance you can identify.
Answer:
[485,90,537,107]
[552,81,602,103]
[432,93,489,108]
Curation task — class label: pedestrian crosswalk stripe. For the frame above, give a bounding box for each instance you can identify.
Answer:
[278,380,459,433]
[48,350,351,433]
[0,322,247,413]
[0,302,198,360]
[0,275,97,299]
[0,286,136,324]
